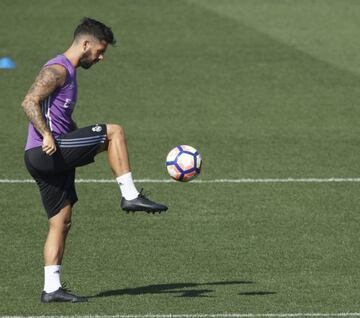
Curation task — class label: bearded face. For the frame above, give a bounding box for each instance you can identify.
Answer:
[78,50,94,69]
[78,39,108,69]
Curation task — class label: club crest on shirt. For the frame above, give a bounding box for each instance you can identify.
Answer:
[92,124,102,132]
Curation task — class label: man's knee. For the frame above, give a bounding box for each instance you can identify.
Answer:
[49,219,72,234]
[64,220,71,234]
[48,201,72,235]
[107,124,125,139]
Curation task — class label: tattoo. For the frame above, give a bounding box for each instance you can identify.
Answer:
[21,66,65,136]
[22,95,50,135]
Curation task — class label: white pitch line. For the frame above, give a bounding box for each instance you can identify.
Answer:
[2,313,360,318]
[2,178,360,184]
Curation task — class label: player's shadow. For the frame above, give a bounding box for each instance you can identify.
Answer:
[90,280,276,298]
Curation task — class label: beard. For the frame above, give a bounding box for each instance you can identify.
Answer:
[79,51,95,69]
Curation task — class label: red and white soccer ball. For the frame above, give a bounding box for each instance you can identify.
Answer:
[166,145,202,182]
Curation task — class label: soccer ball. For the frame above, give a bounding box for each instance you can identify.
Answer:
[166,145,202,182]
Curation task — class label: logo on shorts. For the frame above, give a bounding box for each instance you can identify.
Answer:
[92,125,102,132]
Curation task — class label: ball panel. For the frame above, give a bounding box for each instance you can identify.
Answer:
[177,152,195,172]
[196,154,202,169]
[166,147,181,162]
[166,164,182,180]
[183,170,198,181]
[181,145,197,153]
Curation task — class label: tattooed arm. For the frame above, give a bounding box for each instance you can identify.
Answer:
[21,65,66,155]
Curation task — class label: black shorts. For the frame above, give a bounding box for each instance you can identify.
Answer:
[24,124,107,219]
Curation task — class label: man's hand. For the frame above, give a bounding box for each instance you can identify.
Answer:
[42,132,57,156]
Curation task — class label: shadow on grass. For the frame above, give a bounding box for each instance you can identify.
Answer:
[89,280,276,298]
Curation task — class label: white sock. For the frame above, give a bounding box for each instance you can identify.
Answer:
[44,265,61,293]
[116,172,139,200]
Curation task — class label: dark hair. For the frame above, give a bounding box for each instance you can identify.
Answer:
[74,17,116,45]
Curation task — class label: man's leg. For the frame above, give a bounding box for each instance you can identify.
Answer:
[103,123,167,213]
[55,123,167,213]
[105,124,131,176]
[41,201,87,303]
[44,200,72,268]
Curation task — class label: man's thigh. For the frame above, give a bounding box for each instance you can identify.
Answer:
[36,169,78,219]
[56,124,107,169]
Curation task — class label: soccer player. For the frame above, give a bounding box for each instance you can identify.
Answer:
[22,18,168,303]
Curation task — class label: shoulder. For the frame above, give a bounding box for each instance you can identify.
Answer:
[40,64,67,87]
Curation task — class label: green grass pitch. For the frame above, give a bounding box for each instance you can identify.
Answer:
[1,0,360,316]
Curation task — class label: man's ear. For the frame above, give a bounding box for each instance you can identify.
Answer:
[82,39,90,52]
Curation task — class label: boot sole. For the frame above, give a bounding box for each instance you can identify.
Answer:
[122,207,168,214]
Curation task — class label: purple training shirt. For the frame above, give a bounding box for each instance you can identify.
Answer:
[25,55,77,150]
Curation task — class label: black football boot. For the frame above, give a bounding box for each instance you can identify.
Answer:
[41,287,88,303]
[121,189,168,214]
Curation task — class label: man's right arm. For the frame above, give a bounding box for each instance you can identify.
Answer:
[21,65,66,155]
